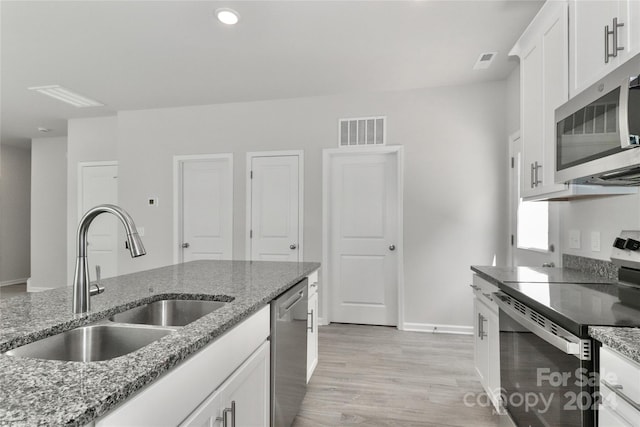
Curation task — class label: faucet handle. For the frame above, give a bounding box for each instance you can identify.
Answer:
[90,265,105,296]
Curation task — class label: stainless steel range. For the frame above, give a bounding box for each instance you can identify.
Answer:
[497,231,640,427]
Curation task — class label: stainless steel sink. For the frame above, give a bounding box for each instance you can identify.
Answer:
[5,323,173,362]
[109,299,226,327]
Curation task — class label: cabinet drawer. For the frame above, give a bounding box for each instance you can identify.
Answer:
[600,383,640,427]
[308,270,319,297]
[599,401,634,427]
[601,346,640,406]
[472,275,499,311]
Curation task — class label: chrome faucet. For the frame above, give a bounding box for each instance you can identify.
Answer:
[73,204,146,314]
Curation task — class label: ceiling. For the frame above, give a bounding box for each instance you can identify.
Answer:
[0,0,543,148]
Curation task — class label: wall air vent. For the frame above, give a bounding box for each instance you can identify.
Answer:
[473,52,497,70]
[339,116,386,147]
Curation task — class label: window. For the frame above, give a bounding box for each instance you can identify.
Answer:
[517,199,549,251]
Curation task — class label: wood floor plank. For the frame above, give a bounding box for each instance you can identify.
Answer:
[293,324,500,427]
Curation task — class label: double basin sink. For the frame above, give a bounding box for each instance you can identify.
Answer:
[5,299,229,362]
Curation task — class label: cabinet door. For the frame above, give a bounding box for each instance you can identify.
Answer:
[181,341,270,427]
[307,291,319,383]
[473,297,489,388]
[520,42,544,198]
[516,1,568,198]
[570,0,619,97]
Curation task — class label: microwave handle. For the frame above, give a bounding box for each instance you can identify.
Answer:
[619,77,634,149]
[494,293,583,359]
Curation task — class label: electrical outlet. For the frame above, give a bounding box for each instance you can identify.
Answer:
[569,230,581,249]
[591,231,601,252]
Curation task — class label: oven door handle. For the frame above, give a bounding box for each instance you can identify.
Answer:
[494,293,584,359]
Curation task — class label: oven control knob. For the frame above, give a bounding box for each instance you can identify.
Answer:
[614,237,627,249]
[625,238,640,251]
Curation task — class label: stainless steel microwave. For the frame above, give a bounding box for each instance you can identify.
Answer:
[555,53,640,185]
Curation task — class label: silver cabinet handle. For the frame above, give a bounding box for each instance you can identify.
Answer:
[605,23,611,63]
[389,245,396,251]
[469,284,480,291]
[216,400,236,427]
[181,242,190,248]
[534,161,542,186]
[308,309,314,332]
[482,292,493,302]
[290,244,297,250]
[530,163,535,188]
[606,18,625,64]
[478,313,487,340]
[613,17,624,57]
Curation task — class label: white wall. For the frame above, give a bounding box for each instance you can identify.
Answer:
[30,137,67,289]
[66,116,118,283]
[560,195,640,261]
[110,82,508,329]
[0,144,31,285]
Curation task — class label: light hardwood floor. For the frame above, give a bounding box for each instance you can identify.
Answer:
[294,323,501,427]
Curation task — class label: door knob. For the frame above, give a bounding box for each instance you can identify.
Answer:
[389,245,396,251]
[290,244,297,250]
[182,242,190,248]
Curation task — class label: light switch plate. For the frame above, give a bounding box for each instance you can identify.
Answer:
[569,230,581,249]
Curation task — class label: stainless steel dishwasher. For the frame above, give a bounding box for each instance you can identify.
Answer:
[271,278,308,427]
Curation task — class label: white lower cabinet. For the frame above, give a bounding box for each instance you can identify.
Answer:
[95,305,270,427]
[472,275,501,413]
[307,270,319,383]
[181,341,270,427]
[599,346,640,427]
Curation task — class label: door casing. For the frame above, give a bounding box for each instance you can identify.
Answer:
[322,146,404,328]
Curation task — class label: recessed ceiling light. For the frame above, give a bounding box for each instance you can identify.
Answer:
[215,8,240,25]
[28,85,104,108]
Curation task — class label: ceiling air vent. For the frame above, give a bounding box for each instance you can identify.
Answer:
[339,116,386,147]
[473,52,497,70]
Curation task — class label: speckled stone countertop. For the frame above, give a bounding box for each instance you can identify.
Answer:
[589,327,640,365]
[0,260,320,426]
[471,265,616,287]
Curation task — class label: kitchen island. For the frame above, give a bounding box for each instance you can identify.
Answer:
[0,260,320,426]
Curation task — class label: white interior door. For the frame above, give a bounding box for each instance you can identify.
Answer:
[249,154,301,262]
[329,150,399,326]
[80,163,118,279]
[179,156,233,262]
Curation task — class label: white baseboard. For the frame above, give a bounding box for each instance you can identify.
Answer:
[318,317,329,326]
[0,278,28,287]
[401,322,473,335]
[27,286,54,293]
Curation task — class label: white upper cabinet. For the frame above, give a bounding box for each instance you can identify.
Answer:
[570,0,640,97]
[511,1,569,199]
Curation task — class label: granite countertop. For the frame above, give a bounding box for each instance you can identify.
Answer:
[471,265,617,287]
[0,260,320,426]
[589,326,640,365]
